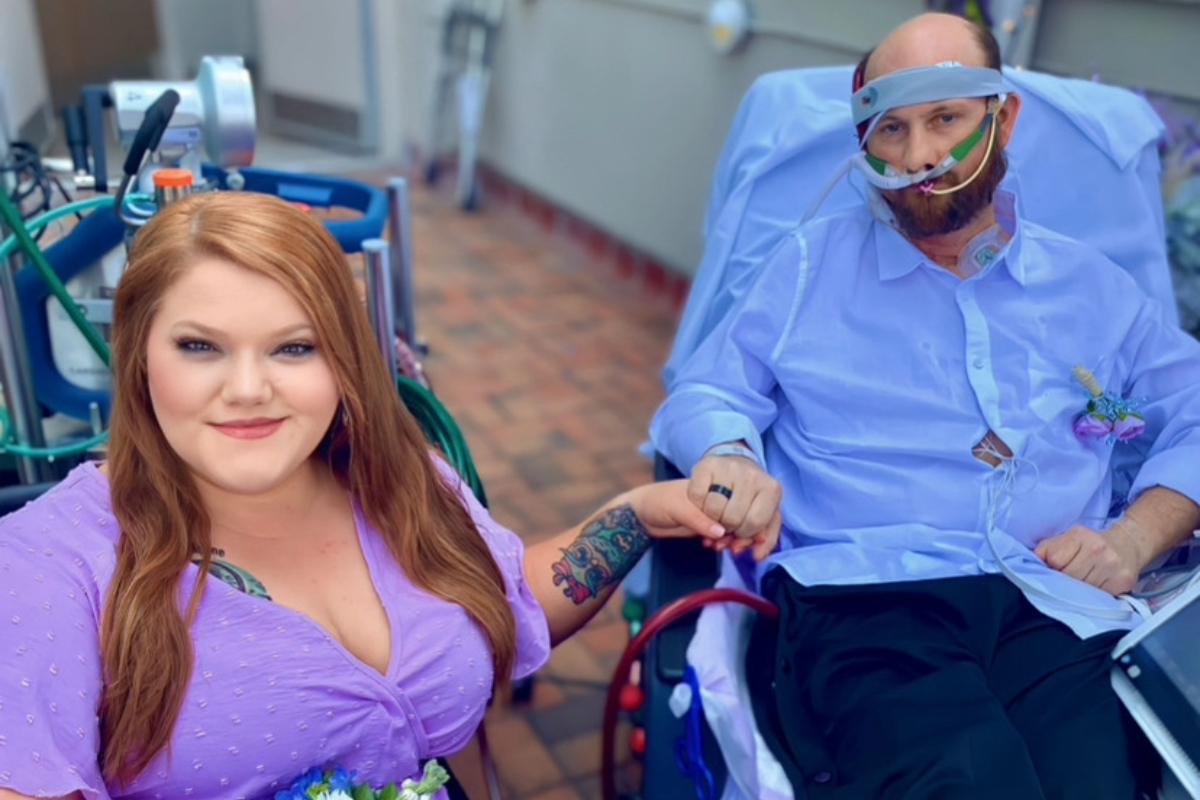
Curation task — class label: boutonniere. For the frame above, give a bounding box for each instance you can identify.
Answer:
[1071,365,1146,442]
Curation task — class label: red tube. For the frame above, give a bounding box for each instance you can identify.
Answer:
[601,588,779,800]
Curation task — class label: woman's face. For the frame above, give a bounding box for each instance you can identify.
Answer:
[145,257,341,498]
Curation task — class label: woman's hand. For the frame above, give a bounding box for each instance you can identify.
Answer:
[622,479,729,541]
[629,477,779,562]
[525,480,761,645]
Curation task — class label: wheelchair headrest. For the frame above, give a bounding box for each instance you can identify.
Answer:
[666,65,1172,388]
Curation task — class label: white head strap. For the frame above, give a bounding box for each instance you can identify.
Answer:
[801,62,1008,223]
[852,62,1006,141]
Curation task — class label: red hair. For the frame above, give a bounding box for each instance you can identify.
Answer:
[99,192,516,783]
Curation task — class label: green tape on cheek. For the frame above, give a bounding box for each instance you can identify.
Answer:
[864,153,890,176]
[948,116,991,161]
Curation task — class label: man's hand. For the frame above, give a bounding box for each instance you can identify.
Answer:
[688,453,783,560]
[1034,519,1147,596]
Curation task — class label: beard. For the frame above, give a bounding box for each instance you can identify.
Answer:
[883,147,1008,240]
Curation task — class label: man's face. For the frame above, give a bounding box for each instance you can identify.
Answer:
[866,97,1006,239]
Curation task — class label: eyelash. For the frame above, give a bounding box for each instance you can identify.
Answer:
[876,111,961,138]
[176,339,216,354]
[276,341,316,357]
[173,339,317,357]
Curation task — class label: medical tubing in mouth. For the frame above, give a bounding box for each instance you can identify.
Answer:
[923,112,998,196]
[859,105,996,192]
[801,108,996,223]
[0,192,114,367]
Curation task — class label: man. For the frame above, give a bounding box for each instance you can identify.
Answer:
[650,12,1200,799]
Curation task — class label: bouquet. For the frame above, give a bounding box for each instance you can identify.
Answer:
[275,761,449,800]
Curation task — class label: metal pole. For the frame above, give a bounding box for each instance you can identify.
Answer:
[0,87,54,482]
[0,250,54,483]
[362,238,399,381]
[386,177,418,350]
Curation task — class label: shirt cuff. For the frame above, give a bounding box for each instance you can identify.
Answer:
[703,442,765,469]
[1130,448,1200,510]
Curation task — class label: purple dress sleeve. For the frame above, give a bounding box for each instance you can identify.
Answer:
[0,467,114,800]
[431,457,551,680]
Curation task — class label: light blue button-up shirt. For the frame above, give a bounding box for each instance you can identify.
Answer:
[650,191,1200,638]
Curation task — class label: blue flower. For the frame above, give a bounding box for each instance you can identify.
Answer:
[327,765,357,793]
[275,767,331,800]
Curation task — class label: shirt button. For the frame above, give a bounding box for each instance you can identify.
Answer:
[972,358,984,369]
[812,771,834,784]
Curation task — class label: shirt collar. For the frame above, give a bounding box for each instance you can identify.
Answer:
[872,188,1027,285]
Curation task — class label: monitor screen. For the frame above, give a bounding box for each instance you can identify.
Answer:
[1123,597,1200,768]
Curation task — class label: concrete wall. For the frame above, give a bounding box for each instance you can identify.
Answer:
[390,0,1198,276]
[10,0,1190,274]
[1033,0,1199,103]
[154,0,258,81]
[0,0,52,143]
[443,0,922,274]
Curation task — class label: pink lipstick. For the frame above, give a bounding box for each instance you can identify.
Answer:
[211,418,283,440]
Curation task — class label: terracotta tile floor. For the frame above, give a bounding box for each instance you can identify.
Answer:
[374,176,685,800]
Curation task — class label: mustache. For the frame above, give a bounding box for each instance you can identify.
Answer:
[884,150,1008,239]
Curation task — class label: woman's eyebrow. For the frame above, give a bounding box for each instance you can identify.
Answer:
[169,321,317,337]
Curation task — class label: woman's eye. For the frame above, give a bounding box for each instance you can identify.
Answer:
[276,342,316,357]
[176,339,216,354]
[938,113,957,125]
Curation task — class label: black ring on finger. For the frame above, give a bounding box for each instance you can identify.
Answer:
[708,483,733,500]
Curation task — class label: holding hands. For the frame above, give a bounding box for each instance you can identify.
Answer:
[686,446,782,561]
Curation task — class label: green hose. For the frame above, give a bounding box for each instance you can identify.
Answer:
[0,195,122,460]
[0,406,107,458]
[0,198,480,487]
[396,375,488,507]
[0,193,117,367]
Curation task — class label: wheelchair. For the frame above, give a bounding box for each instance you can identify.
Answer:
[614,65,1194,800]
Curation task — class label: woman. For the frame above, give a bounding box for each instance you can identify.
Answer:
[0,192,775,800]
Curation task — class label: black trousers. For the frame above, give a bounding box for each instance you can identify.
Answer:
[746,571,1158,800]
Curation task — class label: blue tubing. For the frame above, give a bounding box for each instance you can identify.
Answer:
[14,206,126,423]
[15,167,387,423]
[202,166,388,252]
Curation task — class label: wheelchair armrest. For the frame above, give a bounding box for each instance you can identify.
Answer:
[649,537,720,682]
[623,454,724,800]
[650,453,721,682]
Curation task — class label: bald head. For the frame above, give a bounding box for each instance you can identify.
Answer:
[865,13,999,81]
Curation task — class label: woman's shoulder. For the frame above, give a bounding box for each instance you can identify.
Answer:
[0,461,118,583]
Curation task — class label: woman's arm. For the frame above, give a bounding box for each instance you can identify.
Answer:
[522,479,774,645]
[0,791,82,800]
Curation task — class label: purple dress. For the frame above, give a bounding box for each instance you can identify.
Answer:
[0,460,550,800]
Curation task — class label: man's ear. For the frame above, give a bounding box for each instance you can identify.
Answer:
[996,92,1022,148]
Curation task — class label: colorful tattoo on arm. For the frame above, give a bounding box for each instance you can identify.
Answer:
[551,503,651,605]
